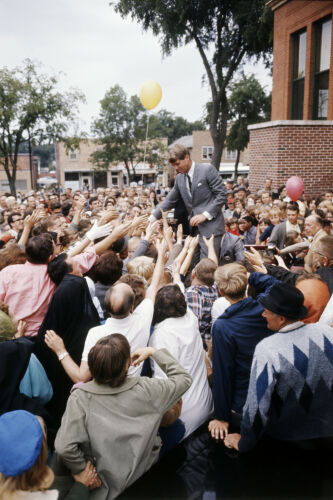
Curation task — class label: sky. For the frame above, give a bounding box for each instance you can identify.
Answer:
[0,0,272,133]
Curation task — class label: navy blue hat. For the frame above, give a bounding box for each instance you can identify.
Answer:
[258,282,308,320]
[0,410,43,477]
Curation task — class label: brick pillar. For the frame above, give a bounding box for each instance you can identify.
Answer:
[248,120,333,197]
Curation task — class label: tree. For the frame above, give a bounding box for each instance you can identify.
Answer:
[225,74,271,177]
[112,0,273,170]
[149,109,205,144]
[91,85,167,182]
[0,59,85,195]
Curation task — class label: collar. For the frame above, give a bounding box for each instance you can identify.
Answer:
[79,377,139,395]
[279,321,304,333]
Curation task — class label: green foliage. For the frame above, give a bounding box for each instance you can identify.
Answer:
[0,59,84,194]
[149,110,205,144]
[226,73,271,153]
[112,0,273,169]
[90,85,167,181]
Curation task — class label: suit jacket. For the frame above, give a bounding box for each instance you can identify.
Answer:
[304,228,327,272]
[153,163,226,237]
[268,221,287,249]
[219,232,244,265]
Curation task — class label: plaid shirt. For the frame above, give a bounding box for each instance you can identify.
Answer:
[185,283,218,348]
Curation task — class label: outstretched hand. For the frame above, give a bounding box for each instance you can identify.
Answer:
[131,347,157,366]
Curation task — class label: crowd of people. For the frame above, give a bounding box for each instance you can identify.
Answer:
[0,144,333,499]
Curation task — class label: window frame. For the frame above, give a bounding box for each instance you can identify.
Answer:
[311,16,332,120]
[290,28,307,119]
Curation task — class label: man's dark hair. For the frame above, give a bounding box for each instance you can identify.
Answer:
[88,334,130,387]
[47,253,73,285]
[89,196,98,205]
[194,258,217,287]
[153,284,187,325]
[61,201,72,217]
[168,144,190,163]
[51,201,61,211]
[104,284,135,318]
[25,234,54,265]
[89,251,123,286]
[287,202,299,213]
[7,212,22,228]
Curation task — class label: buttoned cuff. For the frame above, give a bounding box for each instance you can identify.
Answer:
[203,211,213,221]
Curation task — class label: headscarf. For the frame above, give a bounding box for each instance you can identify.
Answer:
[0,310,16,342]
[0,337,48,419]
[34,274,100,428]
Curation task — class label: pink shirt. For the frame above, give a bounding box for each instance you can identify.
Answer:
[0,247,97,337]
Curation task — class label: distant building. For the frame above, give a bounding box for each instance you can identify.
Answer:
[56,138,168,190]
[249,0,333,196]
[0,154,39,194]
[169,130,249,180]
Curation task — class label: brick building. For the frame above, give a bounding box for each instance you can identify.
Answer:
[249,0,333,196]
[170,130,249,180]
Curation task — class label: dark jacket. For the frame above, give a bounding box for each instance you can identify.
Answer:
[212,273,276,421]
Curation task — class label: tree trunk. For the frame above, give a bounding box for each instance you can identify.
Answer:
[3,157,16,197]
[234,150,241,180]
[211,90,228,171]
[8,176,16,197]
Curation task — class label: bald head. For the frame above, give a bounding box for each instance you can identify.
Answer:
[304,214,323,237]
[105,283,135,319]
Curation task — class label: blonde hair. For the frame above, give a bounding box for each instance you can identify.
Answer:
[127,256,155,282]
[214,263,247,300]
[0,420,54,500]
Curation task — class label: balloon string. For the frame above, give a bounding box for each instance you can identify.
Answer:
[142,113,150,184]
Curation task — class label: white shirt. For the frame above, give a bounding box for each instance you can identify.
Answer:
[149,308,213,438]
[82,298,154,376]
[16,491,58,499]
[211,297,231,324]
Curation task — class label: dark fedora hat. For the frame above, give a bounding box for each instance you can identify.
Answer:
[258,283,308,320]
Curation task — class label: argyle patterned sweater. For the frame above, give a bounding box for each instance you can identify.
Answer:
[239,322,333,453]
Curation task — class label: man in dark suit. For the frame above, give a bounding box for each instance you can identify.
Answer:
[150,145,226,259]
[268,202,300,249]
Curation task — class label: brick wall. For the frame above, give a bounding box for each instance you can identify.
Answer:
[248,120,333,197]
[269,0,333,120]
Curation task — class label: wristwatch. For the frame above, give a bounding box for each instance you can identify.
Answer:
[58,351,69,361]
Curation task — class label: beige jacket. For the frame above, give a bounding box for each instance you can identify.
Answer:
[304,229,327,272]
[55,349,192,500]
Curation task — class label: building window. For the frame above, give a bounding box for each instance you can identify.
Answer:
[68,150,78,160]
[65,172,79,181]
[290,30,307,119]
[312,17,332,119]
[1,179,27,191]
[202,146,213,160]
[112,175,119,186]
[226,150,237,160]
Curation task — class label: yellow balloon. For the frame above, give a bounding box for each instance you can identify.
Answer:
[139,80,162,110]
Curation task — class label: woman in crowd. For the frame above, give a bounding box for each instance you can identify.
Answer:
[34,253,100,431]
[55,334,192,500]
[150,284,213,439]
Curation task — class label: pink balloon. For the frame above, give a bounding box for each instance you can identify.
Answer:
[285,176,304,201]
